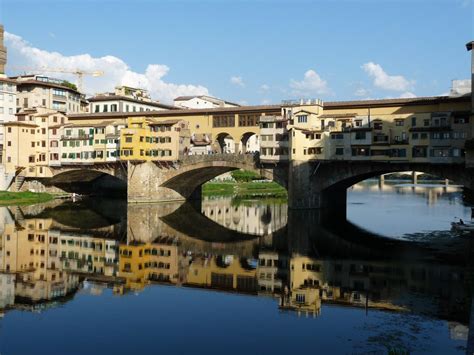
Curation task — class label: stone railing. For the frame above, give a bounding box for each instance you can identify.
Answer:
[178,152,259,166]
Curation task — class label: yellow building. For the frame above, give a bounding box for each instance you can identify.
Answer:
[285,96,471,163]
[0,217,79,302]
[118,241,179,291]
[2,107,67,179]
[185,255,257,293]
[120,117,190,161]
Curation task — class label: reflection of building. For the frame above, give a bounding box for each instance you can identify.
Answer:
[201,198,287,236]
[60,234,119,276]
[0,273,15,310]
[185,255,257,293]
[257,251,288,293]
[118,239,179,291]
[280,286,321,316]
[0,213,119,306]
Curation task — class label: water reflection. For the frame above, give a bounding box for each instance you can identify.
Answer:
[201,197,287,236]
[348,180,472,238]
[0,186,473,353]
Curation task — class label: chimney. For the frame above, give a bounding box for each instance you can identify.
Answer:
[0,24,6,75]
[467,41,474,113]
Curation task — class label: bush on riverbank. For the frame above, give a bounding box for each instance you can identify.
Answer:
[202,181,287,198]
[0,191,53,206]
[230,170,261,182]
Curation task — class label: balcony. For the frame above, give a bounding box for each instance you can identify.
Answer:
[61,134,91,140]
[390,139,409,145]
[373,135,389,144]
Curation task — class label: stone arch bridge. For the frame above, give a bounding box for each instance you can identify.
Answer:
[21,156,474,211]
[288,160,474,210]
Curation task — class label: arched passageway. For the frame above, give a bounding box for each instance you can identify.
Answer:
[49,169,127,196]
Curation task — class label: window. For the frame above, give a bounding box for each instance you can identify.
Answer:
[352,147,370,156]
[296,294,306,303]
[423,119,430,127]
[412,133,419,139]
[373,122,382,130]
[355,131,366,140]
[308,147,322,155]
[395,119,404,126]
[454,116,468,124]
[412,146,427,158]
[103,104,108,112]
[213,115,235,127]
[411,117,417,126]
[238,114,259,127]
[297,115,308,123]
[335,147,344,155]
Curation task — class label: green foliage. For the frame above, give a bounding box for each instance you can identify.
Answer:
[203,180,287,199]
[202,183,235,196]
[230,169,261,182]
[0,191,53,206]
[61,80,78,91]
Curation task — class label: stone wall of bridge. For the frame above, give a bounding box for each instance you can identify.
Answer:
[288,160,474,210]
[128,154,287,203]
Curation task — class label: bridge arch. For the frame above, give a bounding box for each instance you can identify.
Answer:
[214,132,236,154]
[48,165,127,195]
[289,160,474,210]
[128,155,288,203]
[239,132,259,154]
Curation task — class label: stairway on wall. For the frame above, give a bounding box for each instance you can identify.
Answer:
[12,174,25,192]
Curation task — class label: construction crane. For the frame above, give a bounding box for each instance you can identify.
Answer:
[9,66,104,93]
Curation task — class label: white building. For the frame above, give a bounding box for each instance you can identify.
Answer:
[13,75,87,114]
[174,95,240,109]
[0,76,16,149]
[89,86,176,113]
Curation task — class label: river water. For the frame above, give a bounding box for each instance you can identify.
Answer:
[0,181,473,354]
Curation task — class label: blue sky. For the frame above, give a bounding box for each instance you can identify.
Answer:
[0,0,472,104]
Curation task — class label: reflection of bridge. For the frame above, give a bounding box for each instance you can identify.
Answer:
[1,199,473,337]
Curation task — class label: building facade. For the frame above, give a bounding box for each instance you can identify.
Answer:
[13,75,86,114]
[174,95,240,109]
[89,86,176,114]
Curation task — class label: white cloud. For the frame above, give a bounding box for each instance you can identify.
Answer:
[260,84,270,91]
[5,32,209,103]
[399,91,417,98]
[361,62,414,92]
[260,99,271,105]
[290,69,329,96]
[230,76,245,87]
[354,88,370,97]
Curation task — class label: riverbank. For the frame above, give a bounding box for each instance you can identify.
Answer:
[203,181,287,198]
[0,191,54,206]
